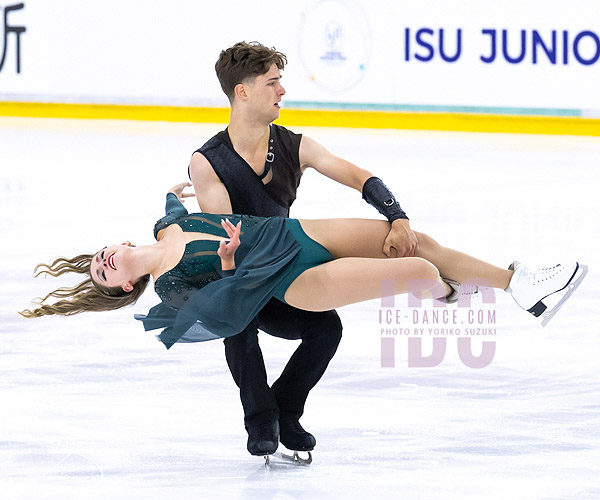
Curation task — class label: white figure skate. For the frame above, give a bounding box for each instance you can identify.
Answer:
[507,261,588,326]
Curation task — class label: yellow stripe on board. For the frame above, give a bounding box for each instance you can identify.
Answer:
[0,101,231,124]
[279,109,600,137]
[1,101,600,137]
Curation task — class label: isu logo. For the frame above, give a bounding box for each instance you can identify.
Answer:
[299,0,371,92]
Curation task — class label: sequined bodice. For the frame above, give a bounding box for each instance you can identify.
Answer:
[138,197,304,346]
[154,212,267,306]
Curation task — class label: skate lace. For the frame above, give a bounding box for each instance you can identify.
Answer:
[522,264,562,285]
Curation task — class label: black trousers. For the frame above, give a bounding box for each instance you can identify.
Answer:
[223,297,343,429]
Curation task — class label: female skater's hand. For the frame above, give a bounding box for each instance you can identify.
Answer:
[218,218,242,271]
[168,182,195,203]
[384,219,419,257]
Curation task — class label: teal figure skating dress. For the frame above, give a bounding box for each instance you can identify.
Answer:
[135,194,333,348]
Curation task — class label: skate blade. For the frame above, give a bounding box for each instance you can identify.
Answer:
[540,264,588,327]
[264,450,312,467]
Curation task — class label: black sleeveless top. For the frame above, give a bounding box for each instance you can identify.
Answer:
[193,124,303,218]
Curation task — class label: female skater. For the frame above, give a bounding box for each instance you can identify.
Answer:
[21,183,587,348]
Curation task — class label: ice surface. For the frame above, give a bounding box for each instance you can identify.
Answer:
[1,118,599,499]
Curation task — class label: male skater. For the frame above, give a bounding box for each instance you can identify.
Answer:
[188,42,416,457]
[190,41,587,456]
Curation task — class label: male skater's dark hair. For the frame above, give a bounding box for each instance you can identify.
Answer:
[215,41,287,102]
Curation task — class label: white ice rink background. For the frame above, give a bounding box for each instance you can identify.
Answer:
[0,118,599,499]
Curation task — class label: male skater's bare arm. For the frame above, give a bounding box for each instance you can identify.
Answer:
[189,152,234,214]
[299,136,418,257]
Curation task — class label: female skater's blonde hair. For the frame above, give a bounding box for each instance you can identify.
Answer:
[19,254,150,318]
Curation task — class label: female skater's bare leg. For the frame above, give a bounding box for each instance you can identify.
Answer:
[297,219,585,325]
[413,232,512,289]
[284,256,452,312]
[298,219,512,289]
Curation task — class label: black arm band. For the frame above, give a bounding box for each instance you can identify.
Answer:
[362,177,408,222]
